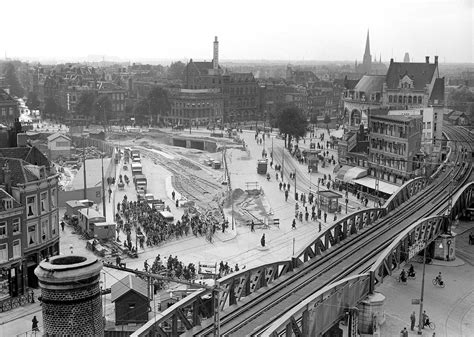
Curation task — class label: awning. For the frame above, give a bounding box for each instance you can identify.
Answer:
[352,176,400,195]
[336,166,368,183]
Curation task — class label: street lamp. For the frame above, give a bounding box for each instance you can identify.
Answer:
[417,239,428,335]
[101,153,106,218]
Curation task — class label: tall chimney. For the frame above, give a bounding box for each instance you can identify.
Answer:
[213,36,219,70]
[4,160,12,195]
[425,56,430,63]
[434,56,438,64]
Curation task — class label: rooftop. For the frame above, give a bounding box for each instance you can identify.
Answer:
[371,114,422,122]
[386,61,437,91]
[111,275,148,302]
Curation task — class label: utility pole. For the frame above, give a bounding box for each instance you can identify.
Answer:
[281,146,285,182]
[213,283,221,337]
[101,154,106,218]
[82,135,87,199]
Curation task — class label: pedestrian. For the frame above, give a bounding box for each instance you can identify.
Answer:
[285,190,289,201]
[69,244,73,254]
[279,182,282,190]
[400,327,408,337]
[319,222,322,232]
[410,311,416,331]
[144,260,149,272]
[116,255,121,267]
[61,221,65,231]
[175,199,179,208]
[292,219,296,229]
[172,190,175,200]
[32,316,39,332]
[261,234,266,247]
[283,183,287,190]
[324,212,327,223]
[251,220,255,232]
[287,183,290,192]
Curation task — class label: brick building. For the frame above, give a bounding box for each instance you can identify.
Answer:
[0,89,20,126]
[168,88,224,126]
[0,145,60,294]
[184,37,259,123]
[368,114,423,183]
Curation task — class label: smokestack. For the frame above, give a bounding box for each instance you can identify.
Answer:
[425,56,430,63]
[434,56,438,64]
[213,36,219,70]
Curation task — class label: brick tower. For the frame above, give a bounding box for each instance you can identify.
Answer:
[35,255,104,336]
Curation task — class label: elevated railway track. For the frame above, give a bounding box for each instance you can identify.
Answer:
[192,127,474,336]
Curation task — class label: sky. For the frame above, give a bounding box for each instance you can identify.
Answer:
[1,0,472,64]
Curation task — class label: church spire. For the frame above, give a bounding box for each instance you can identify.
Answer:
[364,30,371,58]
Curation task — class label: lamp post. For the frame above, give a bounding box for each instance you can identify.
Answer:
[417,240,427,335]
[101,153,106,218]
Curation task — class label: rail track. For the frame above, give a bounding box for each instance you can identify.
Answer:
[192,127,474,336]
[136,147,222,204]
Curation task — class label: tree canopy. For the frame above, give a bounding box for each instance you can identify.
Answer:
[76,91,97,117]
[94,94,112,123]
[276,106,308,147]
[26,92,40,110]
[168,61,186,80]
[3,63,24,97]
[147,86,170,125]
[44,97,59,117]
[324,114,331,125]
[133,98,150,123]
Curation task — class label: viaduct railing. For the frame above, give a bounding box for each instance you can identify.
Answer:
[262,181,473,336]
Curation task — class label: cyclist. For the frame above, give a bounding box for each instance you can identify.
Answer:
[400,269,407,283]
[408,264,415,277]
[436,272,443,286]
[422,311,430,328]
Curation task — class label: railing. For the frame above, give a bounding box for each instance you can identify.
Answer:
[383,177,429,213]
[0,290,35,313]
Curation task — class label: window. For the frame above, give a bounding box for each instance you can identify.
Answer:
[0,244,7,262]
[28,225,37,246]
[427,122,431,129]
[51,188,57,209]
[13,240,20,258]
[0,223,6,238]
[2,199,13,210]
[12,218,20,235]
[40,192,48,213]
[41,219,49,241]
[26,196,37,217]
[52,214,58,236]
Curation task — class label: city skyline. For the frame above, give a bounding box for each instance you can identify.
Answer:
[0,0,472,64]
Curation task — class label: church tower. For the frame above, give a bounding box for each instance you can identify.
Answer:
[362,30,372,74]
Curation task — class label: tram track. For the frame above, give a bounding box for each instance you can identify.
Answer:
[192,127,474,336]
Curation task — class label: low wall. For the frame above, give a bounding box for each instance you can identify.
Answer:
[58,186,102,208]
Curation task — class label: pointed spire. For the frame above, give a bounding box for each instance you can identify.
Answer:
[364,30,371,57]
[379,53,381,63]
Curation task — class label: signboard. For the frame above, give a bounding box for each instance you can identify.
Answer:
[408,240,425,260]
[411,299,420,305]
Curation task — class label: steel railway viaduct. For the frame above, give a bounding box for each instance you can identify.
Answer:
[131,126,474,337]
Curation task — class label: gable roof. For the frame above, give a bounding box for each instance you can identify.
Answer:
[429,77,445,103]
[111,275,148,302]
[0,157,39,185]
[47,132,71,142]
[385,62,437,90]
[354,75,385,93]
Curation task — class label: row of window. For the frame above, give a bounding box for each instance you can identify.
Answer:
[170,109,221,118]
[0,241,21,262]
[173,101,222,108]
[370,138,408,155]
[26,189,57,219]
[370,154,408,171]
[112,103,124,112]
[27,214,58,248]
[0,218,21,238]
[225,86,257,96]
[1,107,16,116]
[388,95,423,104]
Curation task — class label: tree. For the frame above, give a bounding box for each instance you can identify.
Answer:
[76,91,97,117]
[276,106,308,148]
[44,97,59,118]
[324,114,331,130]
[3,63,24,97]
[26,92,40,110]
[94,94,112,126]
[133,98,150,124]
[147,86,170,125]
[168,61,186,80]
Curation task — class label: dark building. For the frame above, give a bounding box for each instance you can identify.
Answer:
[0,89,20,126]
[184,37,259,123]
[111,275,149,325]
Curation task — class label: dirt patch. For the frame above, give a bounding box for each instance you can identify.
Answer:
[179,158,202,170]
[225,190,270,226]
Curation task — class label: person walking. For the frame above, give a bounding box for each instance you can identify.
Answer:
[410,311,416,331]
[285,190,289,201]
[32,316,39,332]
[292,219,296,229]
[260,234,266,247]
[60,221,65,231]
[251,220,255,232]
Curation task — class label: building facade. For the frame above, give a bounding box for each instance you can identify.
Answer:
[0,145,60,295]
[369,114,423,183]
[167,88,224,126]
[0,89,20,126]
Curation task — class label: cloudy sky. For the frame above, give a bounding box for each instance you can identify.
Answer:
[1,0,472,63]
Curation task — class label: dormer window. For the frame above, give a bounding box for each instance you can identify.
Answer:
[2,199,13,210]
[399,75,414,89]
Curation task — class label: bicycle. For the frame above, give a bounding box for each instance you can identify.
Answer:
[432,278,445,288]
[424,320,436,329]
